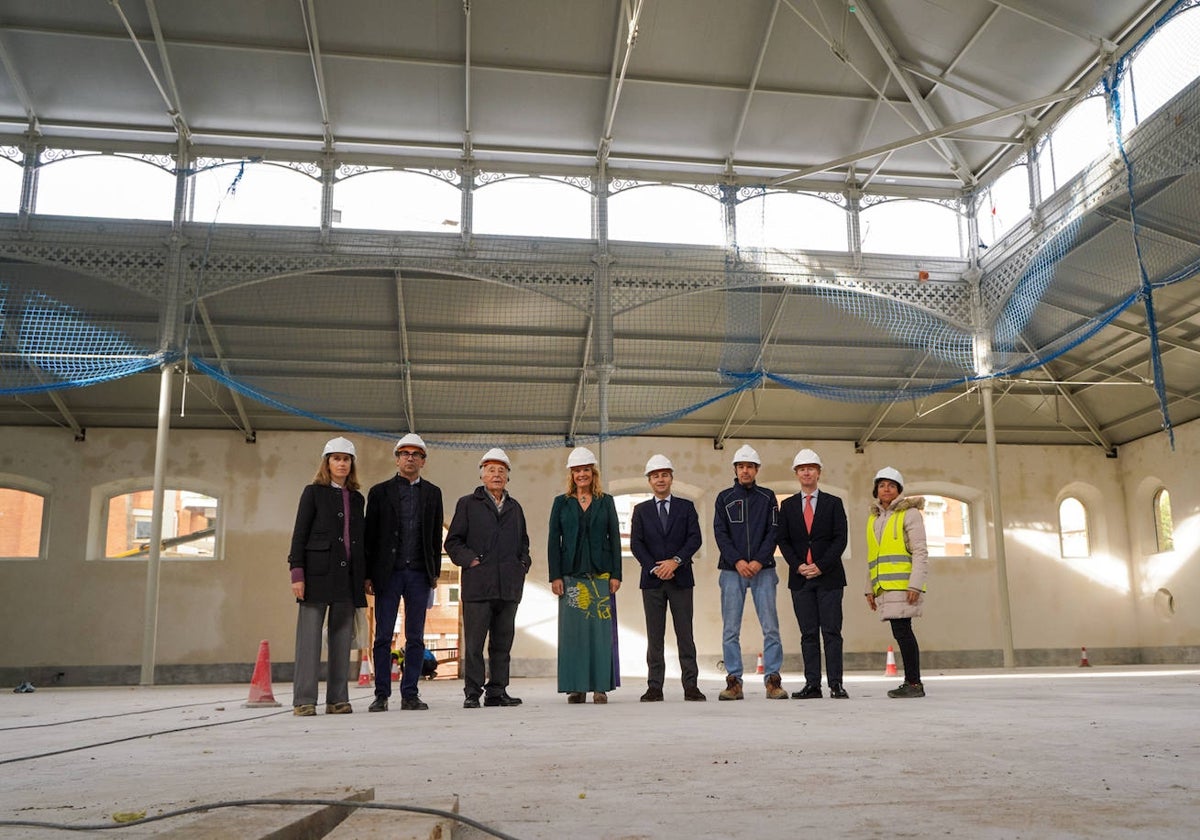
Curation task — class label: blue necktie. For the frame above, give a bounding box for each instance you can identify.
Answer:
[658,499,669,531]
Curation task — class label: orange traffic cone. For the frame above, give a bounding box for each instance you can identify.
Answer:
[884,645,898,677]
[243,640,281,708]
[357,655,372,686]
[755,652,764,675]
[1079,646,1091,667]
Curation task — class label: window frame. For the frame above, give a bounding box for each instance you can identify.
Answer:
[1153,487,1174,554]
[89,477,223,562]
[0,475,52,561]
[1057,496,1091,559]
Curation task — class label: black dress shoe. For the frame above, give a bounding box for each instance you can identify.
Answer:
[463,696,481,709]
[829,684,849,699]
[639,686,664,702]
[400,696,429,710]
[484,692,522,707]
[683,685,707,701]
[368,696,388,712]
[791,684,823,699]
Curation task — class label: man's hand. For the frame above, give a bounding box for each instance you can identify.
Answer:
[800,562,822,579]
[651,559,680,580]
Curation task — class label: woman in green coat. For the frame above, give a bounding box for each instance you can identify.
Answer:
[548,446,623,703]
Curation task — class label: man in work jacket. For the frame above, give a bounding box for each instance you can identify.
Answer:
[713,444,788,701]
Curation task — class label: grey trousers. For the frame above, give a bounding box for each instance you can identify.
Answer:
[293,600,355,707]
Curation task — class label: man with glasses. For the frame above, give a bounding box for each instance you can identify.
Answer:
[365,433,444,711]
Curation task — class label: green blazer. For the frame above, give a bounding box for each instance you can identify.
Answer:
[547,493,622,581]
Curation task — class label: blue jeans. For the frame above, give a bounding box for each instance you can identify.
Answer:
[373,566,431,699]
[719,567,783,680]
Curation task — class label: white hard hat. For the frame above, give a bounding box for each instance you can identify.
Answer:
[731,444,761,466]
[479,447,511,469]
[644,454,674,475]
[566,446,597,469]
[322,436,356,459]
[791,448,822,470]
[394,433,427,454]
[873,466,904,497]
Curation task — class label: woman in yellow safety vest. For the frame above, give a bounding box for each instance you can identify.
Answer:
[864,467,929,698]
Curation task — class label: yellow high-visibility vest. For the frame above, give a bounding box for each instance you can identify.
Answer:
[866,509,925,596]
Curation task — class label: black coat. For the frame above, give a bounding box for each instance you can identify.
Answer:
[777,490,849,590]
[364,475,444,588]
[444,487,531,602]
[629,496,702,589]
[288,483,368,607]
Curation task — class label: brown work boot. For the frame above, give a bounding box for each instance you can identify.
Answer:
[718,674,744,701]
[764,673,788,699]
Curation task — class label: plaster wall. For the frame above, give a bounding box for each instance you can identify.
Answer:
[0,421,1195,683]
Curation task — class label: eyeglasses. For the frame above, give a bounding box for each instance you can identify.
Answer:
[396,450,426,459]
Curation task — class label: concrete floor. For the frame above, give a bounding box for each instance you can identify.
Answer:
[1,666,1198,839]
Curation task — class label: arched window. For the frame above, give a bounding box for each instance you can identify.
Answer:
[333,169,461,232]
[737,191,848,251]
[191,160,320,227]
[921,494,972,557]
[0,155,22,214]
[860,199,962,257]
[1153,488,1174,553]
[1058,497,1090,558]
[100,487,219,560]
[473,175,591,238]
[976,163,1030,246]
[36,153,175,221]
[1044,96,1110,193]
[0,483,48,559]
[609,184,724,245]
[1125,7,1200,128]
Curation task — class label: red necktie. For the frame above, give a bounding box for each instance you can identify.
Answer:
[804,494,814,564]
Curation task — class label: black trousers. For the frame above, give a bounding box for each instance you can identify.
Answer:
[641,580,699,689]
[790,585,844,687]
[889,617,921,684]
[462,598,519,698]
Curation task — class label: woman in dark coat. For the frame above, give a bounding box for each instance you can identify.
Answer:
[548,446,622,704]
[288,436,367,716]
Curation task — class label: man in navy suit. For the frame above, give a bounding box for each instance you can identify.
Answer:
[777,449,850,699]
[630,454,706,702]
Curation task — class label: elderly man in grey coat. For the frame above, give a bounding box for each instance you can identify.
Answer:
[444,448,532,709]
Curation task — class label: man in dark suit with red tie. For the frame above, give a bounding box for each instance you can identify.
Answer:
[777,448,850,699]
[630,454,706,702]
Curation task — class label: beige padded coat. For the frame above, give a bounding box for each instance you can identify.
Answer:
[865,495,929,620]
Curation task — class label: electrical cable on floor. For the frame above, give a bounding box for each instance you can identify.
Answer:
[0,797,522,839]
[0,705,298,766]
[0,697,246,732]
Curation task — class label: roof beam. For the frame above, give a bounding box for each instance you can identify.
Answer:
[0,25,41,133]
[567,319,594,444]
[462,0,472,158]
[299,0,333,148]
[597,0,646,166]
[988,0,1115,49]
[771,87,1079,186]
[727,0,780,168]
[394,270,417,433]
[110,0,190,143]
[849,0,974,184]
[195,300,256,441]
